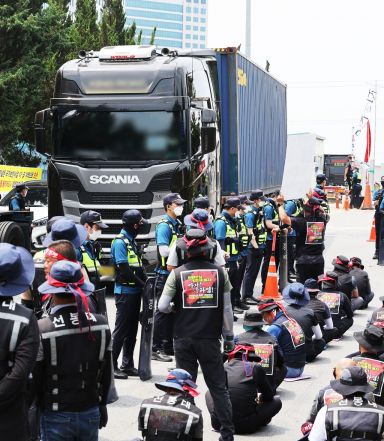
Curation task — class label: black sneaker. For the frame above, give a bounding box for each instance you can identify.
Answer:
[152,350,173,362]
[114,368,128,380]
[233,314,238,322]
[243,296,258,305]
[373,252,378,259]
[233,306,244,314]
[235,301,250,311]
[120,366,139,376]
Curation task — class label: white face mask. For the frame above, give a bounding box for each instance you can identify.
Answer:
[174,205,184,217]
[235,211,242,218]
[258,201,265,207]
[89,229,102,240]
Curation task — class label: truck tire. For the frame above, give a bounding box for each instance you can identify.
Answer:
[0,221,25,247]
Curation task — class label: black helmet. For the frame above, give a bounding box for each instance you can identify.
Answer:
[122,209,148,225]
[316,173,327,184]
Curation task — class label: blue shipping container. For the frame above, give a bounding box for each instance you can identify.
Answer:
[216,49,287,195]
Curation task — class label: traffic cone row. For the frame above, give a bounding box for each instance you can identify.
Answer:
[343,195,350,210]
[361,182,374,210]
[367,217,376,242]
[335,192,340,209]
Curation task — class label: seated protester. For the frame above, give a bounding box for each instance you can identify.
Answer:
[258,298,307,378]
[317,272,353,338]
[166,209,225,271]
[138,369,203,441]
[308,367,384,441]
[300,359,357,439]
[348,326,384,406]
[206,344,282,435]
[349,257,374,309]
[283,283,326,363]
[304,279,338,343]
[236,310,287,392]
[368,296,384,328]
[332,255,363,311]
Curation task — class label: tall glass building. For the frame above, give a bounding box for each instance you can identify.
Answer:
[69,0,208,49]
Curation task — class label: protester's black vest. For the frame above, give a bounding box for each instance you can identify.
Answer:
[38,305,110,412]
[273,313,306,369]
[0,299,34,380]
[175,236,217,266]
[325,397,384,441]
[174,260,225,339]
[139,393,202,441]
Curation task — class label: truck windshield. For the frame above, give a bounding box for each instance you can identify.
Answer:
[55,110,187,161]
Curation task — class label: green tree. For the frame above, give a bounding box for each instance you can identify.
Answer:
[100,0,126,46]
[70,0,99,56]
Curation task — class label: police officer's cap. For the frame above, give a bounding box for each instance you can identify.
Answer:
[122,209,148,226]
[249,190,266,201]
[163,193,187,207]
[15,183,29,192]
[316,173,327,183]
[330,366,372,396]
[238,195,252,205]
[224,197,241,209]
[194,196,210,209]
[80,210,109,229]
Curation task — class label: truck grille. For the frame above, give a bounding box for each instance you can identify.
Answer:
[78,191,153,205]
[60,172,83,191]
[102,224,151,235]
[147,171,173,192]
[80,208,152,220]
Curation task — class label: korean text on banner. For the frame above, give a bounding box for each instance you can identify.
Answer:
[0,165,42,192]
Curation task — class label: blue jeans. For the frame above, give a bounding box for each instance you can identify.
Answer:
[41,406,100,441]
[285,366,304,378]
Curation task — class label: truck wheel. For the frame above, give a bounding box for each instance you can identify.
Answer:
[0,221,25,247]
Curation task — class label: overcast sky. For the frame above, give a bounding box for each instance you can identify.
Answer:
[207,0,384,163]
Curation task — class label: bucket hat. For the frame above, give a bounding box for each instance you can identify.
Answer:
[43,219,87,248]
[243,311,264,327]
[330,366,373,396]
[184,209,213,232]
[354,326,384,353]
[282,282,310,306]
[155,369,198,396]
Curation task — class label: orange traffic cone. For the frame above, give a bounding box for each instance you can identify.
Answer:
[360,183,374,209]
[343,195,350,210]
[260,232,281,299]
[335,192,340,209]
[367,217,376,242]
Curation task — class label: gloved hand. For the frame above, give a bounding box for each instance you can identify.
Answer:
[99,405,108,429]
[223,335,235,353]
[301,421,313,436]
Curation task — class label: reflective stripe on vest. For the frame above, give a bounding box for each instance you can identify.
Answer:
[80,245,101,274]
[156,219,179,269]
[239,218,249,248]
[112,235,142,286]
[215,216,238,256]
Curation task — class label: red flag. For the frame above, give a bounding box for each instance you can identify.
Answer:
[364,119,371,163]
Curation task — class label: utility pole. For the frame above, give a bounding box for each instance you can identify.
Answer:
[245,0,251,57]
[372,80,378,187]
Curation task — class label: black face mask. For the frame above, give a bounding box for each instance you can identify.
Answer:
[123,224,138,237]
[381,181,384,188]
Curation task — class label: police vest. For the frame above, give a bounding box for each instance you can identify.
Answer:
[175,236,217,266]
[0,299,35,380]
[238,217,250,250]
[263,202,279,231]
[325,397,384,441]
[375,189,384,213]
[139,393,203,441]
[37,306,111,412]
[273,313,306,369]
[215,215,239,256]
[286,200,303,217]
[112,234,143,287]
[80,243,101,283]
[156,219,181,270]
[173,260,225,339]
[8,194,25,211]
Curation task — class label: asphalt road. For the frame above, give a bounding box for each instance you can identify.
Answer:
[100,206,380,441]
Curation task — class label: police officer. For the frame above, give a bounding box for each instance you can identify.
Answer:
[158,227,235,441]
[166,209,225,269]
[309,366,384,441]
[349,326,384,406]
[344,154,354,190]
[0,243,39,441]
[78,210,109,287]
[206,344,282,434]
[241,190,267,304]
[305,279,338,343]
[260,193,281,293]
[301,358,357,439]
[277,194,327,283]
[215,197,248,314]
[236,310,287,391]
[236,196,253,300]
[111,209,148,379]
[138,369,203,441]
[350,168,363,209]
[258,298,307,379]
[8,183,29,210]
[283,283,325,362]
[34,260,111,440]
[152,193,186,362]
[349,257,374,308]
[332,255,363,311]
[317,272,354,338]
[372,175,384,259]
[284,198,303,282]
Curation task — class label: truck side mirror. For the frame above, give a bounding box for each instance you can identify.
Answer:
[34,109,51,155]
[201,108,216,124]
[201,127,216,154]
